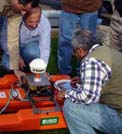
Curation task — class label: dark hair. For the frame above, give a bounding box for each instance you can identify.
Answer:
[23,6,41,21]
[72,28,96,51]
[18,0,40,7]
[32,0,40,7]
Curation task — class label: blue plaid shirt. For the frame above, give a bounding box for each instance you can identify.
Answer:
[66,44,112,104]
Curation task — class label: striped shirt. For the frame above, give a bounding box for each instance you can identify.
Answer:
[65,44,112,104]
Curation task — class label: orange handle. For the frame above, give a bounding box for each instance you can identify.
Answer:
[35,74,41,79]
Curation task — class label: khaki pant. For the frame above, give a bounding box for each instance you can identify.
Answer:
[97,25,110,46]
[110,10,122,52]
[0,0,10,14]
[8,15,22,69]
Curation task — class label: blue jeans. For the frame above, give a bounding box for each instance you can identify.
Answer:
[0,16,5,33]
[0,16,5,49]
[20,41,40,65]
[58,10,98,74]
[63,99,122,134]
[1,41,40,69]
[0,54,10,69]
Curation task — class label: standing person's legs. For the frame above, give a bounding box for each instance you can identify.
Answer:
[0,16,5,51]
[0,16,8,71]
[0,54,10,69]
[79,11,98,35]
[20,41,40,65]
[63,99,122,134]
[0,16,5,33]
[58,11,78,74]
[75,11,98,75]
[110,10,122,52]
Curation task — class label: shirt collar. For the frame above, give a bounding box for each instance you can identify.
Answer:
[89,44,100,54]
[82,44,100,62]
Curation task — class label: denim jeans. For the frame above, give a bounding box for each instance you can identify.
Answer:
[0,54,10,69]
[20,41,40,65]
[1,41,40,69]
[58,10,98,74]
[63,99,122,134]
[0,16,5,33]
[0,16,5,50]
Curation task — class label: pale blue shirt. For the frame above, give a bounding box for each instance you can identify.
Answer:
[20,14,51,64]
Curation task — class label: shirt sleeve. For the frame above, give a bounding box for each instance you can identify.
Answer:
[38,16,51,66]
[65,58,112,104]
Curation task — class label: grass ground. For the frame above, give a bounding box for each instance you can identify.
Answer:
[47,37,59,74]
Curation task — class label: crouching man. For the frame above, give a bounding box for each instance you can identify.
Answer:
[57,28,122,134]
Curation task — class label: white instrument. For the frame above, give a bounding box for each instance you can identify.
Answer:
[29,58,47,82]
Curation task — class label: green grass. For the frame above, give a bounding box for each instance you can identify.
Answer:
[47,37,59,74]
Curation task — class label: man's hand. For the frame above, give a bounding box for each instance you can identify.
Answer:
[19,56,26,70]
[57,89,66,100]
[14,69,25,82]
[71,76,80,86]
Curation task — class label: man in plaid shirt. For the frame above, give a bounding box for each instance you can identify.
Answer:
[57,28,122,134]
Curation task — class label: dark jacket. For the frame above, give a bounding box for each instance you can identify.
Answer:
[62,0,103,13]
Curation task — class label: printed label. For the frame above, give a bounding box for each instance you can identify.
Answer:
[41,117,59,125]
[0,92,7,98]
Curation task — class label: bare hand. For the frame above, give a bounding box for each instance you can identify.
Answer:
[71,76,80,87]
[19,56,26,70]
[57,90,66,100]
[14,69,26,82]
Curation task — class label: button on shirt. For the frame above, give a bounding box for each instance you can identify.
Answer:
[20,14,51,64]
[65,44,112,104]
